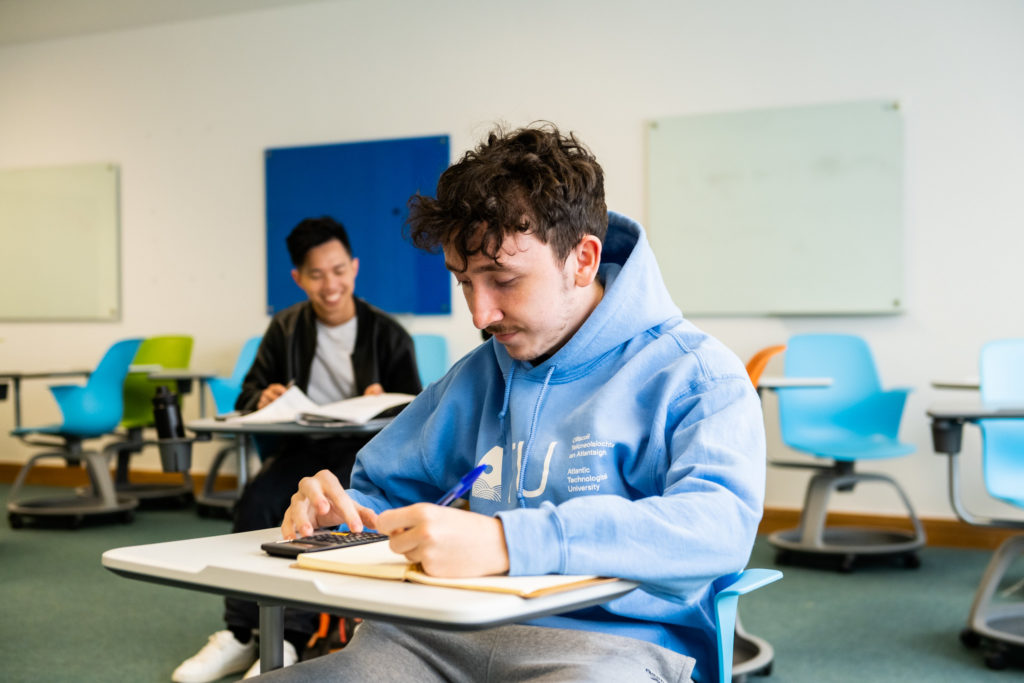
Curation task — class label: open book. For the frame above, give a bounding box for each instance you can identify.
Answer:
[294,541,616,598]
[228,386,414,425]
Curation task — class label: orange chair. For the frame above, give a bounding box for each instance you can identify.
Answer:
[746,345,787,393]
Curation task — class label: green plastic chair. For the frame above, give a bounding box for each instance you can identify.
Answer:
[112,335,195,503]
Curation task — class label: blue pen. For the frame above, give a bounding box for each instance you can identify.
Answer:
[434,464,487,506]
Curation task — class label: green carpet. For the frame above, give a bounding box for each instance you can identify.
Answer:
[1,483,1021,682]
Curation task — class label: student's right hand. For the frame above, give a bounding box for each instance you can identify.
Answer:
[280,469,379,539]
[258,383,288,409]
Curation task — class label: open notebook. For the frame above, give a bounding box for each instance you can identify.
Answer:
[294,541,616,598]
[228,386,414,425]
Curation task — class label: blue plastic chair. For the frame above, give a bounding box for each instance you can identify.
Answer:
[194,336,262,516]
[7,338,143,528]
[767,334,924,571]
[940,339,1024,669]
[207,335,262,415]
[713,568,783,683]
[413,333,449,386]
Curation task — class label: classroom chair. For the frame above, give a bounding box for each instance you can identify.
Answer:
[936,339,1024,669]
[412,333,449,386]
[195,336,262,517]
[7,338,143,528]
[745,344,786,397]
[715,568,783,683]
[767,333,924,572]
[207,335,262,415]
[109,335,195,505]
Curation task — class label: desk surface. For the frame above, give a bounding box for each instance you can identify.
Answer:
[757,376,833,389]
[148,368,218,381]
[0,369,90,380]
[188,416,389,437]
[931,378,980,391]
[926,402,1024,421]
[102,528,637,630]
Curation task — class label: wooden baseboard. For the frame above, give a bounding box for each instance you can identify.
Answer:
[1,461,1017,549]
[0,462,238,493]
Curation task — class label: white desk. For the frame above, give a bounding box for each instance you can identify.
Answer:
[757,376,833,389]
[931,378,980,391]
[185,417,389,512]
[0,369,90,429]
[756,376,832,398]
[102,528,637,672]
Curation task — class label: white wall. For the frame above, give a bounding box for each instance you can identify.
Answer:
[1,0,1022,520]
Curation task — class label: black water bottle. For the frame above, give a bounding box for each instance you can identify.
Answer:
[153,385,185,440]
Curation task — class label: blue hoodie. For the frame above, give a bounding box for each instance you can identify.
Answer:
[347,212,765,681]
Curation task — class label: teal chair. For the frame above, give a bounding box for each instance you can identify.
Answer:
[943,339,1024,669]
[413,334,449,386]
[207,335,261,415]
[111,335,195,505]
[714,568,782,683]
[7,338,143,528]
[195,336,262,516]
[767,334,924,571]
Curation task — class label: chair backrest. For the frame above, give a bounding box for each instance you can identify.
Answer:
[413,334,449,386]
[57,338,143,436]
[208,335,262,415]
[121,335,193,428]
[745,344,786,388]
[978,339,1024,506]
[777,334,881,443]
[980,339,1024,408]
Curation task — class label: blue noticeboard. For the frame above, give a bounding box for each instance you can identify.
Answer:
[264,135,451,316]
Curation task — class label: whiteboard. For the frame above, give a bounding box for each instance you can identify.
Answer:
[0,163,120,321]
[647,101,903,316]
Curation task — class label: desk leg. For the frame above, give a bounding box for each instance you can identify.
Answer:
[237,434,251,498]
[13,376,21,430]
[198,379,207,418]
[258,602,285,672]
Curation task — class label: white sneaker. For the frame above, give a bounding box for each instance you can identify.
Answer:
[172,630,257,683]
[242,640,298,679]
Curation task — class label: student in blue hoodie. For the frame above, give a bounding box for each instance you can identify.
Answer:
[266,123,766,683]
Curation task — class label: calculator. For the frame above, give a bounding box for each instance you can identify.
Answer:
[261,529,388,558]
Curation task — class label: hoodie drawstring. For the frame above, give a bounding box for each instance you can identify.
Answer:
[516,365,555,507]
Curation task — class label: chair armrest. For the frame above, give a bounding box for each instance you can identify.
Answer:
[49,384,91,418]
[844,389,910,438]
[49,384,86,403]
[717,568,783,597]
[714,569,782,683]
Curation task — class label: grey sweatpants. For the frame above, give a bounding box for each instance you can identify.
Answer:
[255,620,696,682]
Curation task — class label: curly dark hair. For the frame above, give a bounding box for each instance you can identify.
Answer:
[407,123,607,271]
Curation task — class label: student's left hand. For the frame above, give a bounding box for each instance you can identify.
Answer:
[363,383,384,396]
[376,504,510,578]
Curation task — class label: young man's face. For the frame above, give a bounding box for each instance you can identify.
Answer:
[292,239,359,326]
[447,231,589,363]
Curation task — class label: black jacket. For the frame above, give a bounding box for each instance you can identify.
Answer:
[237,298,422,412]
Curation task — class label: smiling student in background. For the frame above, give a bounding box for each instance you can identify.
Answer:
[173,216,421,682]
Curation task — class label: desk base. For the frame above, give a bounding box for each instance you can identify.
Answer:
[959,534,1024,670]
[8,494,138,528]
[769,528,923,572]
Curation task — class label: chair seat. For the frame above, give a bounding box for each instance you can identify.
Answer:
[788,434,916,461]
[12,423,84,438]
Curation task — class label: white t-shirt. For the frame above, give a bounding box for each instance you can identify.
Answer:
[307,317,358,405]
